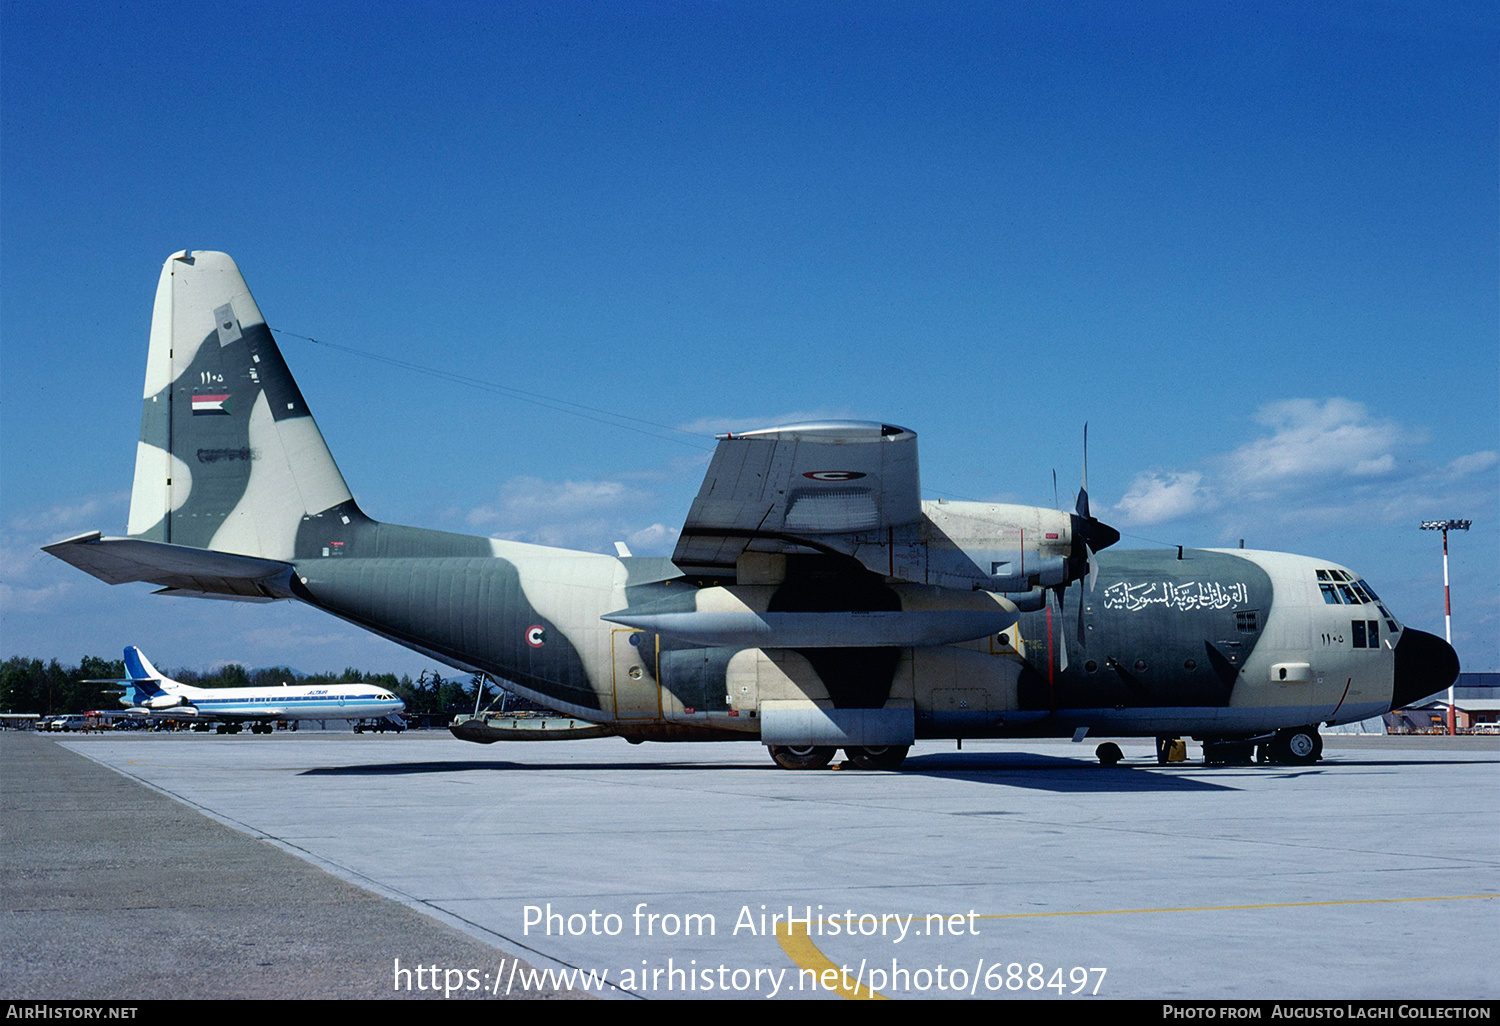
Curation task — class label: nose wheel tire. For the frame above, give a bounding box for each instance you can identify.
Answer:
[1270,727,1322,765]
[768,745,838,770]
[844,745,910,771]
[1095,742,1124,766]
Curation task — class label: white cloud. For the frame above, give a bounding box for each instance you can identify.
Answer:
[462,475,681,553]
[466,477,644,528]
[1446,450,1498,478]
[626,523,678,552]
[1113,471,1209,526]
[0,490,130,616]
[1107,398,1495,537]
[5,493,126,534]
[1226,399,1404,484]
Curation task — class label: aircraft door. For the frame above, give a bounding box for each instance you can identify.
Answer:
[611,629,662,720]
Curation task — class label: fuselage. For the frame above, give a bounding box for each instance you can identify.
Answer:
[285,520,1455,744]
[148,681,406,723]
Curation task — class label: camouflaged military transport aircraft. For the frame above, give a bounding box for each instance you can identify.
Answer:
[44,252,1459,769]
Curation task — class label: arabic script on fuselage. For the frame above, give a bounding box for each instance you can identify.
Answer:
[1101,580,1248,612]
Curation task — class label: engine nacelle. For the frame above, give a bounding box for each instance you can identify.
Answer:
[816,501,1088,593]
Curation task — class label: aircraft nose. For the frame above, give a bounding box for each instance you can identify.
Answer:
[1391,627,1460,709]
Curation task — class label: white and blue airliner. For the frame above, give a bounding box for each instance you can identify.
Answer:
[109,646,405,734]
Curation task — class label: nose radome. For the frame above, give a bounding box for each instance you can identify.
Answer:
[1391,628,1461,709]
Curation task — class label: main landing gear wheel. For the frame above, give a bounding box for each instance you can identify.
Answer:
[844,745,910,771]
[1095,742,1124,766]
[1270,726,1322,765]
[768,745,838,770]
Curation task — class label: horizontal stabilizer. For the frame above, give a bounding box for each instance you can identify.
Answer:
[42,531,295,601]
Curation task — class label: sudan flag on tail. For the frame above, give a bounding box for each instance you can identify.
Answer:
[191,393,231,415]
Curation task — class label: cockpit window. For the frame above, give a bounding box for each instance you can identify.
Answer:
[1319,571,1401,632]
[1351,619,1381,648]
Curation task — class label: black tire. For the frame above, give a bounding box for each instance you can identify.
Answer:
[844,745,910,771]
[768,745,838,770]
[1096,742,1124,766]
[1272,726,1322,765]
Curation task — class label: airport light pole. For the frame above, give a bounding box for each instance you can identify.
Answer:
[1420,519,1470,734]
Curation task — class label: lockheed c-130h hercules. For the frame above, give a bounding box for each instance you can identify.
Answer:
[44,252,1459,770]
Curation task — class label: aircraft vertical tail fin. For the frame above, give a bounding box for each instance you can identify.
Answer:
[127,251,355,559]
[123,646,164,683]
[121,646,172,698]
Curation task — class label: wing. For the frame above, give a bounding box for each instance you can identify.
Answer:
[672,421,920,576]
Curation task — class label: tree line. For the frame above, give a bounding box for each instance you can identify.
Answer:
[0,655,543,718]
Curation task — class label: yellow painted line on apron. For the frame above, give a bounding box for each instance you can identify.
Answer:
[775,922,887,1000]
[774,895,1492,1001]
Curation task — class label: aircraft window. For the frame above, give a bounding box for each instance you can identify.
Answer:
[1316,569,1330,581]
[1368,620,1378,648]
[1337,584,1360,604]
[1358,579,1382,601]
[1134,659,1147,672]
[1351,620,1367,648]
[1084,660,1098,673]
[1184,659,1197,671]
[1236,610,1259,632]
[1349,582,1373,604]
[1376,603,1400,634]
[1320,584,1341,604]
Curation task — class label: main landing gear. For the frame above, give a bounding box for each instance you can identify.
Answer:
[766,745,911,771]
[1265,726,1322,765]
[1197,726,1324,766]
[768,745,837,770]
[844,745,910,771]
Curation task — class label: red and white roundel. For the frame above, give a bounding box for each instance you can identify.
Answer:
[525,625,547,648]
[802,471,866,482]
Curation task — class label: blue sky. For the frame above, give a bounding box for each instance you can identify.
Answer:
[2,1,1496,677]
